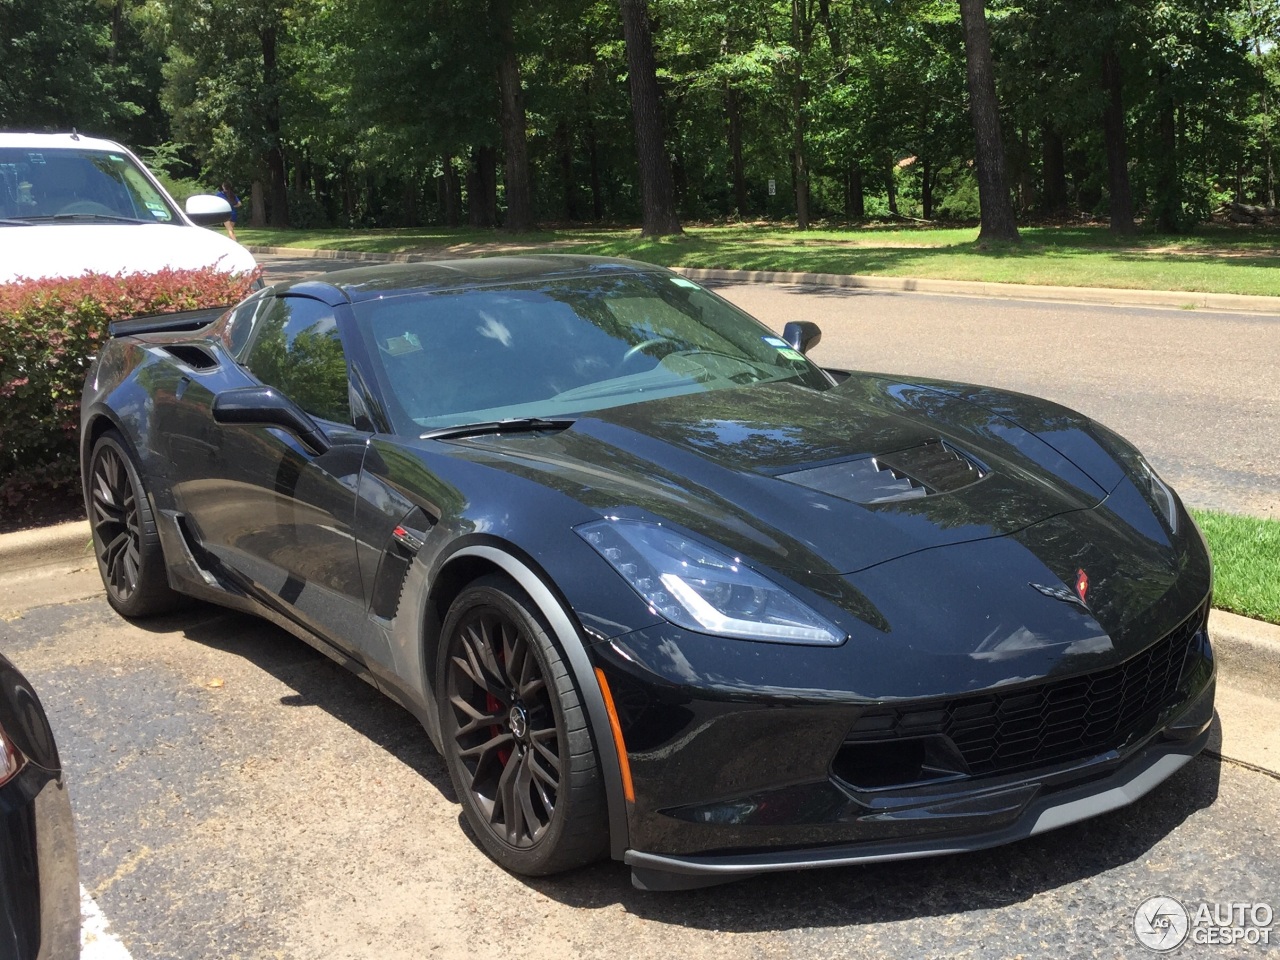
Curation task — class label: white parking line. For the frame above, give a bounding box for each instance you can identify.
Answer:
[80,885,134,960]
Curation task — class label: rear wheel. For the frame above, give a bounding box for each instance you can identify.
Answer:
[437,574,607,875]
[88,431,179,618]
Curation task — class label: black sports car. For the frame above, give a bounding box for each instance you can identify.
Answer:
[80,256,1214,890]
[0,651,79,957]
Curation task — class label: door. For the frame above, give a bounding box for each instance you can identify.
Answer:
[180,294,372,647]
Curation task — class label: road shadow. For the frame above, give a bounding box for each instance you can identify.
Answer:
[123,601,1223,933]
[525,752,1222,932]
[139,602,455,802]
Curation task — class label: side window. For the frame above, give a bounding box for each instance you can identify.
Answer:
[243,296,352,425]
[223,292,270,358]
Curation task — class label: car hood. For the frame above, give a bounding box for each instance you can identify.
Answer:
[0,222,256,282]
[448,376,1116,577]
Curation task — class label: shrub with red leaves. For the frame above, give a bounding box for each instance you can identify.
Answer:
[0,267,260,518]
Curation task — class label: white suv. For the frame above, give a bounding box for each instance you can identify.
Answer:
[0,132,258,283]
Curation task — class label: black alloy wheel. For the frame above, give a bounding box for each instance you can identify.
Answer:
[438,575,607,875]
[88,431,178,618]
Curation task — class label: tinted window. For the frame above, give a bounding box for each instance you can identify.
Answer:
[353,272,832,431]
[223,292,271,359]
[244,297,352,425]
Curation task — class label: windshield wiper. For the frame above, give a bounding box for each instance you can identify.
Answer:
[420,417,576,441]
[16,214,152,224]
[0,218,34,226]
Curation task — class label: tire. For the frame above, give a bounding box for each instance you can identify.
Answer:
[87,430,180,618]
[437,574,608,876]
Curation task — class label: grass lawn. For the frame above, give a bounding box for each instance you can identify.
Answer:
[1191,508,1280,625]
[238,222,1280,297]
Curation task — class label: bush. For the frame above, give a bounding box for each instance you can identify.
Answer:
[0,267,259,514]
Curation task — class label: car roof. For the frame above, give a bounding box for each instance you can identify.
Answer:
[0,131,130,153]
[271,255,671,305]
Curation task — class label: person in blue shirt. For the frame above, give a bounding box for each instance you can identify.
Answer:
[216,182,241,240]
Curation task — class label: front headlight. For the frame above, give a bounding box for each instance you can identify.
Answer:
[576,519,846,645]
[1093,423,1179,534]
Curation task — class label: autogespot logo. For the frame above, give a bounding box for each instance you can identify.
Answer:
[1134,896,1190,951]
[1134,895,1275,951]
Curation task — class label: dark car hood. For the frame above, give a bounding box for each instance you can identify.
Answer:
[448,376,1112,576]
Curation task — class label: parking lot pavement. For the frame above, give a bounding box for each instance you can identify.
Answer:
[1,572,1276,960]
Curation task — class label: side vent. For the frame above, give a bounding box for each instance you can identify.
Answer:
[160,345,220,371]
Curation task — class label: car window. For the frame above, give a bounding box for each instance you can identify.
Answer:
[223,292,272,359]
[243,296,352,425]
[0,147,178,222]
[352,271,833,432]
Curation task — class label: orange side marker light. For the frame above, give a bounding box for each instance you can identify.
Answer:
[594,667,635,803]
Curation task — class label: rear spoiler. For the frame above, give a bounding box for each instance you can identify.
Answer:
[107,306,228,338]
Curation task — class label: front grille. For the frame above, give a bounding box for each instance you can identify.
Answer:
[844,604,1208,778]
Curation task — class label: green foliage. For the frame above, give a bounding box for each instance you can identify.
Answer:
[0,268,260,507]
[8,0,1280,234]
[1190,508,1280,624]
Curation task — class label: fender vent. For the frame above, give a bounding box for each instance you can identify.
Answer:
[160,344,220,370]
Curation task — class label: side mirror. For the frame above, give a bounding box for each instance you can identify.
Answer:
[782,321,822,354]
[212,386,331,455]
[185,194,234,227]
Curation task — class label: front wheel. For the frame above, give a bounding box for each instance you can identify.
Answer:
[87,431,179,618]
[437,574,607,875]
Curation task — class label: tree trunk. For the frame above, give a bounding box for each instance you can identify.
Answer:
[401,176,419,227]
[467,146,497,227]
[342,167,355,223]
[441,155,461,227]
[1100,49,1135,234]
[1041,125,1068,213]
[1154,66,1180,232]
[958,0,1018,242]
[790,0,813,230]
[847,160,864,219]
[493,0,534,231]
[587,122,604,220]
[619,0,682,236]
[885,154,898,215]
[557,122,579,220]
[921,156,934,220]
[792,92,810,229]
[727,87,747,217]
[250,180,266,227]
[260,24,289,228]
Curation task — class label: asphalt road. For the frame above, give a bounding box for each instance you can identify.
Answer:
[3,577,1277,960]
[260,253,1280,519]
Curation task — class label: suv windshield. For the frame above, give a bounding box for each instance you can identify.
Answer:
[354,271,833,433]
[0,147,177,223]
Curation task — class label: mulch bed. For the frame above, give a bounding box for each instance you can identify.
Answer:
[0,494,86,536]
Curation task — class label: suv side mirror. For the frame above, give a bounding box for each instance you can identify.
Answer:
[212,386,331,455]
[783,321,822,354]
[185,194,233,227]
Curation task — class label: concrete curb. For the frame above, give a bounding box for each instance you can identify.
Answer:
[0,520,91,577]
[1210,609,1280,699]
[3,518,1277,695]
[247,245,1280,315]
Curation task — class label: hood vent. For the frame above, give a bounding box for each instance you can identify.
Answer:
[780,440,987,504]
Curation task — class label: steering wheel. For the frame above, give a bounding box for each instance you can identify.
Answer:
[56,200,120,217]
[622,337,680,364]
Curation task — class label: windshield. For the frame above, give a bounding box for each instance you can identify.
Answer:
[0,147,178,223]
[353,271,834,433]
